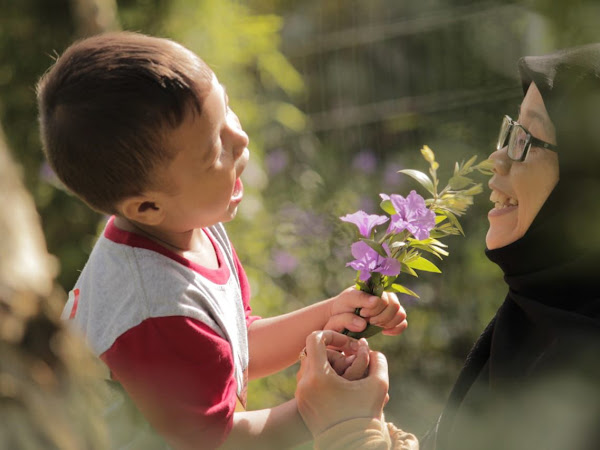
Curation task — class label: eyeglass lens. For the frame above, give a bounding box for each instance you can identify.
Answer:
[507,126,527,160]
[496,116,511,151]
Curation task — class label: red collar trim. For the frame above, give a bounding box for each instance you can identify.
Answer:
[103,216,230,285]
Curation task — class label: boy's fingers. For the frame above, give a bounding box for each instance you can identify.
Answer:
[372,304,406,328]
[305,331,359,365]
[327,349,355,376]
[324,313,367,333]
[368,302,402,326]
[362,293,402,319]
[381,319,408,336]
[356,297,390,317]
[342,340,370,381]
[336,288,382,311]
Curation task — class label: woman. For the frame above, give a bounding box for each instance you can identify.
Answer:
[296,43,600,450]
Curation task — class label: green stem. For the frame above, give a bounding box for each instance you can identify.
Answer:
[341,274,384,339]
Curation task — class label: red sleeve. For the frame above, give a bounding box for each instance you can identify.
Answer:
[101,317,237,450]
[231,244,261,326]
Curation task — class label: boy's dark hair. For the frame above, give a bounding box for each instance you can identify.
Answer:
[37,31,212,214]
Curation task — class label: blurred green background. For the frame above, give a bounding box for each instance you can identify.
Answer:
[2,0,600,441]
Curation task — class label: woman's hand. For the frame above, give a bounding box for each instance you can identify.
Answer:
[295,330,390,437]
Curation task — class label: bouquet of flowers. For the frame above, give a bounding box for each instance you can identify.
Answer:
[341,146,493,339]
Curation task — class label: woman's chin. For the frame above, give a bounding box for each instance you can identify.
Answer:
[486,226,524,250]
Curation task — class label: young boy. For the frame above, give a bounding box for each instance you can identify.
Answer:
[37,32,407,449]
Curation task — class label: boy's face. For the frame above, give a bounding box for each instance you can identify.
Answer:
[155,74,250,231]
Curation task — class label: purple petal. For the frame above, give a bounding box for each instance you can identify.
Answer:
[358,270,372,282]
[341,211,388,237]
[407,208,435,240]
[406,190,427,211]
[377,257,402,277]
[387,215,408,234]
[389,194,407,216]
[350,241,374,260]
[347,260,366,271]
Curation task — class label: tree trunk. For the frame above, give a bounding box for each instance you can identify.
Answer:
[0,120,109,450]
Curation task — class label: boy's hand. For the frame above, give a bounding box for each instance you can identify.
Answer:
[327,337,370,380]
[324,287,408,336]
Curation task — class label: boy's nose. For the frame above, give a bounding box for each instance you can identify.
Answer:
[227,111,249,150]
[490,146,512,176]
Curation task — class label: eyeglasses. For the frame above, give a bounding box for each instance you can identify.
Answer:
[496,115,558,162]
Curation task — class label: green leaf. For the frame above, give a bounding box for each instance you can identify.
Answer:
[406,256,442,273]
[398,169,435,195]
[445,210,465,235]
[435,214,447,224]
[360,238,387,257]
[390,283,420,298]
[380,199,396,215]
[462,155,478,172]
[409,243,444,259]
[461,183,483,196]
[448,175,473,190]
[431,245,449,256]
[429,238,448,248]
[475,158,495,175]
[400,262,419,277]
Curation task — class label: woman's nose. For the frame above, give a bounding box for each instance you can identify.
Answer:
[490,146,512,175]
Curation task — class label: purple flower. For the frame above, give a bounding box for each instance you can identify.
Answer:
[340,211,389,237]
[383,163,405,188]
[352,150,377,174]
[346,241,401,282]
[265,149,289,175]
[384,190,435,240]
[272,250,298,275]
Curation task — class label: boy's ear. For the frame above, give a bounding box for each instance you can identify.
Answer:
[118,194,166,226]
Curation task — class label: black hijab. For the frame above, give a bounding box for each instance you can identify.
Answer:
[423,44,600,450]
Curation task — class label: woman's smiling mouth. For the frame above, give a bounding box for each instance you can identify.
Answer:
[490,189,519,209]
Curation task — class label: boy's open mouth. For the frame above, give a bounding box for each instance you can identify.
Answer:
[232,178,243,201]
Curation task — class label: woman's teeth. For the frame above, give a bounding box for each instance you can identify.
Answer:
[490,191,518,209]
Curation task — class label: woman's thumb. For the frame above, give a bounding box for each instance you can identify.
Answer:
[367,351,389,389]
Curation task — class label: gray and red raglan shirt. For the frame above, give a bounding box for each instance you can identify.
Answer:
[61,216,259,449]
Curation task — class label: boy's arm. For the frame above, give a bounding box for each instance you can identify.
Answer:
[223,399,310,449]
[234,243,406,380]
[248,300,332,380]
[247,291,376,380]
[103,316,308,450]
